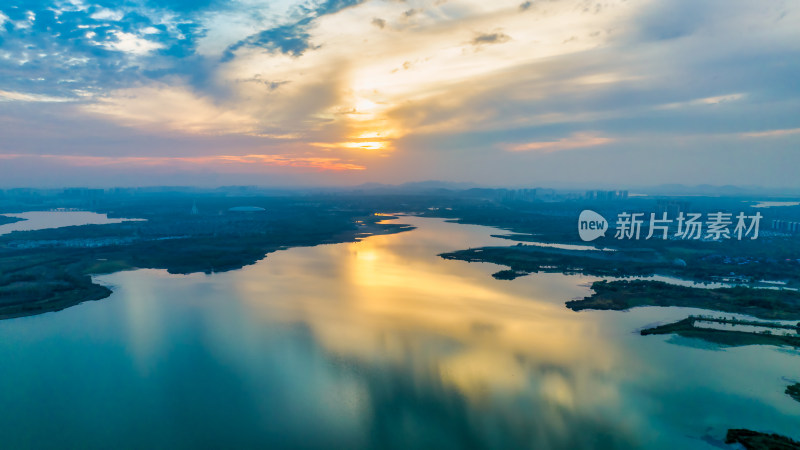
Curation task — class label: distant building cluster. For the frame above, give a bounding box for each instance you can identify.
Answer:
[771,219,800,234]
[502,189,537,202]
[585,190,628,201]
[656,200,690,217]
[62,188,104,198]
[228,206,266,212]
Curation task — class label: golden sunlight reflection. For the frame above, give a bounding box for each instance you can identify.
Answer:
[229,217,625,405]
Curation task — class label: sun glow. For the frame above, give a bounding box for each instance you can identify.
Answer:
[311,139,392,151]
[341,141,388,151]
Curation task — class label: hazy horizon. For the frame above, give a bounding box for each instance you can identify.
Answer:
[5,180,800,198]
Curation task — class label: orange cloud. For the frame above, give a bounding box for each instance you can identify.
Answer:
[81,84,259,135]
[740,128,800,138]
[503,133,615,153]
[0,154,365,171]
[311,141,392,151]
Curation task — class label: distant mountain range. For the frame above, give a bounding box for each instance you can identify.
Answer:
[3,182,799,198]
[343,181,800,198]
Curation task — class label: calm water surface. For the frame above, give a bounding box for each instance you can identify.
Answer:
[0,217,797,449]
[751,201,800,208]
[0,211,143,236]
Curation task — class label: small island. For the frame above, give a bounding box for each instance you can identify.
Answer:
[726,429,800,450]
[787,383,800,403]
[566,280,800,321]
[439,245,666,280]
[639,316,800,348]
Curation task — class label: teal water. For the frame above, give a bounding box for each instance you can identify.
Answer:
[0,217,797,449]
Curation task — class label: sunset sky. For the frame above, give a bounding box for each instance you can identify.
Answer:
[0,0,798,187]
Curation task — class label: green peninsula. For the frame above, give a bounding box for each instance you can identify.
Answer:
[567,280,800,320]
[0,215,24,226]
[0,193,415,320]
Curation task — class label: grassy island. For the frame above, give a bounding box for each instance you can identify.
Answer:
[639,317,800,348]
[725,429,800,450]
[439,245,667,280]
[567,280,800,320]
[787,383,800,403]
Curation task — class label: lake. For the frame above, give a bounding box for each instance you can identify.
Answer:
[0,216,797,449]
[0,211,144,236]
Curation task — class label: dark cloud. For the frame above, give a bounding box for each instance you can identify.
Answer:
[371,17,386,29]
[223,0,366,60]
[296,0,365,17]
[471,32,511,46]
[224,19,316,60]
[633,0,716,41]
[519,1,533,11]
[261,80,291,91]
